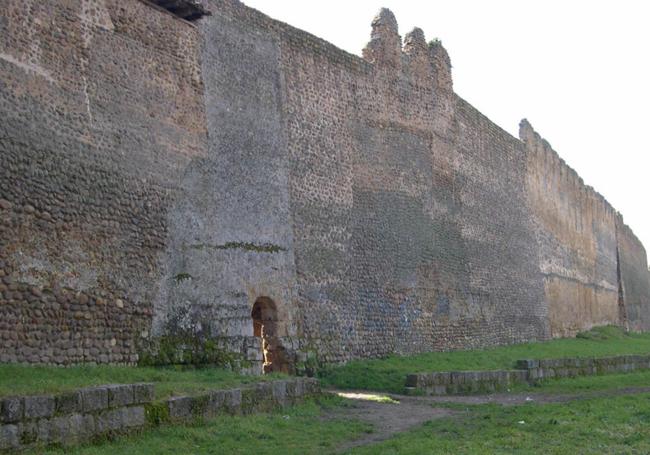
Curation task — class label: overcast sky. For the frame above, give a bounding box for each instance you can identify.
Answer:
[244,0,650,254]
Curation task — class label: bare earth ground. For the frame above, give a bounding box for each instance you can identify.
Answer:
[325,386,650,452]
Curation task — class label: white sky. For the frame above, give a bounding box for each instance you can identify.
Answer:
[243,0,650,254]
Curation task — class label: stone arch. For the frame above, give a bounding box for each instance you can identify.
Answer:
[251,297,289,374]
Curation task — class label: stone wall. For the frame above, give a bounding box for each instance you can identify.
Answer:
[520,121,622,336]
[406,354,650,395]
[0,383,153,451]
[199,1,552,364]
[0,378,319,451]
[517,354,650,381]
[615,219,650,331]
[0,0,207,365]
[405,370,529,396]
[0,0,648,367]
[164,377,320,422]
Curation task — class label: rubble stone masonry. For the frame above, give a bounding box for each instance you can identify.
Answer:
[0,0,648,369]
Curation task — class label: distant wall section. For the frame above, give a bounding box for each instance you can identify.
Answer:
[616,218,650,331]
[520,121,645,336]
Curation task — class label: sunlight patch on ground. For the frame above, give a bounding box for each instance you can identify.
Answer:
[337,392,400,404]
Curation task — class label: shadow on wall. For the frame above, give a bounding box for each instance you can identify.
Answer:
[251,297,290,374]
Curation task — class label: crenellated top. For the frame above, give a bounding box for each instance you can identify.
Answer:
[429,39,453,93]
[362,8,402,68]
[362,8,453,92]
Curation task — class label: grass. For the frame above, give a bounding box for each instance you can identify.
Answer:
[319,326,650,393]
[35,396,371,455]
[0,364,287,399]
[349,393,650,454]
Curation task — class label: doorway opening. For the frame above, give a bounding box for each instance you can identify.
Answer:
[251,297,287,374]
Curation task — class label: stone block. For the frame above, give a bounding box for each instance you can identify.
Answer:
[516,359,537,370]
[81,387,108,413]
[96,408,124,434]
[450,372,466,385]
[305,378,320,395]
[122,406,145,428]
[250,383,273,412]
[433,385,447,395]
[18,421,38,445]
[133,383,155,404]
[224,389,242,415]
[239,387,252,410]
[65,413,94,445]
[55,391,82,415]
[0,424,19,451]
[24,395,55,419]
[207,390,226,417]
[168,396,193,421]
[107,385,134,408]
[434,372,452,385]
[0,397,23,423]
[37,415,69,445]
[272,380,287,405]
[509,370,529,384]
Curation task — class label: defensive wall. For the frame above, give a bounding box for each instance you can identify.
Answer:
[0,0,648,371]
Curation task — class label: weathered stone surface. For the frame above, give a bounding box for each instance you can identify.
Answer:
[122,406,145,428]
[107,385,134,408]
[271,380,287,406]
[158,378,319,424]
[224,389,242,415]
[81,388,108,413]
[96,408,124,434]
[0,0,648,370]
[0,424,19,450]
[55,391,82,416]
[412,354,650,395]
[24,395,55,420]
[133,383,155,404]
[0,397,22,423]
[167,396,194,421]
[0,383,151,451]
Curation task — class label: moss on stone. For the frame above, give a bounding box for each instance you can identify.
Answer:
[138,335,239,368]
[145,401,170,426]
[187,242,286,253]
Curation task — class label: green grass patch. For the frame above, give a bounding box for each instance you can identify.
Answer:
[319,326,650,393]
[0,364,287,399]
[36,396,370,455]
[350,393,650,454]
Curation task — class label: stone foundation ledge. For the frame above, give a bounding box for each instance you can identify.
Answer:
[404,370,528,396]
[405,354,650,396]
[0,377,320,452]
[162,377,321,423]
[0,383,154,452]
[516,354,650,380]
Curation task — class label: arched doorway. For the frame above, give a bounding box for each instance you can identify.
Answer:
[251,297,287,374]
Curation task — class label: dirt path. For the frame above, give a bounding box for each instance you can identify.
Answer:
[326,386,650,452]
[324,392,458,452]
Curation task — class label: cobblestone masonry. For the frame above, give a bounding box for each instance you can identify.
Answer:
[0,0,648,368]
